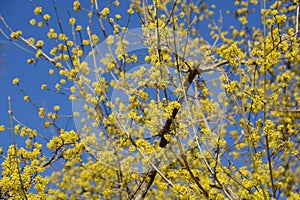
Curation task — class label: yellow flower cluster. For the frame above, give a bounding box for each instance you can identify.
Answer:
[10,30,22,40]
[47,28,57,38]
[101,7,110,18]
[73,1,80,12]
[43,14,51,21]
[34,6,42,15]
[218,42,245,67]
[165,101,181,119]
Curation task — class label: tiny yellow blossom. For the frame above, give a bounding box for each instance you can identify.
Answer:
[67,40,73,46]
[60,79,66,84]
[73,112,79,117]
[0,125,6,131]
[239,16,248,25]
[271,10,277,15]
[69,17,76,25]
[106,35,114,45]
[35,40,44,48]
[53,105,60,111]
[35,49,43,58]
[75,25,82,31]
[23,96,29,101]
[73,1,81,11]
[39,107,45,118]
[91,34,99,44]
[29,18,36,26]
[127,7,134,14]
[27,58,35,64]
[55,83,61,91]
[49,69,54,75]
[27,37,35,45]
[115,14,121,19]
[82,40,90,45]
[179,12,185,18]
[34,6,42,15]
[41,84,47,90]
[12,78,19,84]
[38,22,44,27]
[10,31,22,40]
[69,95,76,101]
[70,86,76,93]
[56,62,62,68]
[59,33,68,41]
[44,121,50,128]
[43,14,50,21]
[101,7,110,18]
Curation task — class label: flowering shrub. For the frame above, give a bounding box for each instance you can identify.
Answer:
[0,0,299,199]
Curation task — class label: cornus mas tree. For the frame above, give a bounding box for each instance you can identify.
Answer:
[0,0,300,199]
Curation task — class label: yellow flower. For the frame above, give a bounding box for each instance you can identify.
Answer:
[82,40,90,45]
[0,125,6,131]
[70,86,76,93]
[271,10,277,15]
[106,35,114,45]
[49,69,54,75]
[179,12,185,18]
[39,107,45,118]
[239,16,248,25]
[41,84,47,90]
[69,95,76,101]
[127,7,134,14]
[73,112,79,117]
[43,14,50,21]
[115,14,121,19]
[34,6,42,15]
[38,22,44,27]
[53,105,60,111]
[101,7,110,18]
[55,83,61,91]
[36,49,43,58]
[27,58,35,64]
[59,33,68,41]
[75,25,82,31]
[56,62,62,68]
[50,47,57,55]
[73,1,81,12]
[44,121,50,128]
[60,79,66,84]
[12,78,19,84]
[27,37,35,45]
[35,40,44,48]
[29,18,36,26]
[69,17,76,25]
[23,96,29,101]
[91,34,99,44]
[10,31,22,40]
